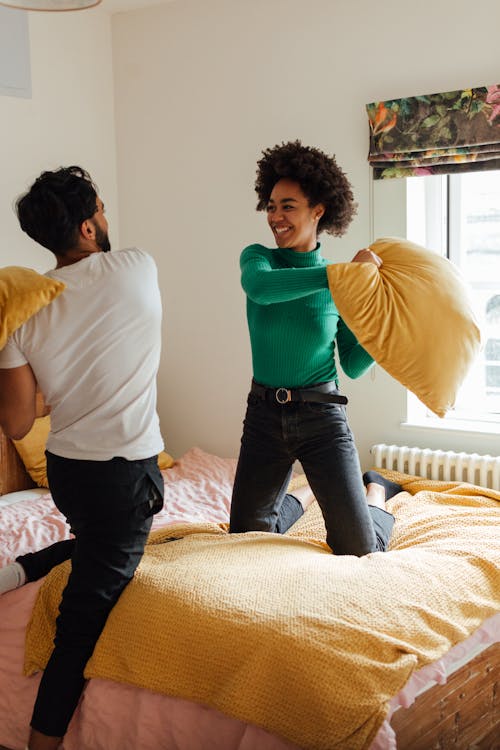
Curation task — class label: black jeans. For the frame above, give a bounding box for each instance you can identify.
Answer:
[230,389,394,556]
[19,451,164,738]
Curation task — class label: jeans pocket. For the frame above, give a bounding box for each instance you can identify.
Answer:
[247,392,262,407]
[303,401,344,415]
[146,478,164,514]
[138,499,156,520]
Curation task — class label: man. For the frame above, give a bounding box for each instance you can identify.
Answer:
[0,166,165,750]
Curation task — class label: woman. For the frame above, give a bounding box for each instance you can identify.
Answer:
[229,140,401,556]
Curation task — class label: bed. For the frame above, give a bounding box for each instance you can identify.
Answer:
[0,424,499,750]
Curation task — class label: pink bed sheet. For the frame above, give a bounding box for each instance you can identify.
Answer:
[0,447,237,569]
[1,446,498,750]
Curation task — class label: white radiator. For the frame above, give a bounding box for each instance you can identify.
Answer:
[370,443,500,491]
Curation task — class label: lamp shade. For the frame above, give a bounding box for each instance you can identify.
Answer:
[0,0,101,9]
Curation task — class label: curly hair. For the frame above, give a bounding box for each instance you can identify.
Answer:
[16,166,99,255]
[255,140,357,236]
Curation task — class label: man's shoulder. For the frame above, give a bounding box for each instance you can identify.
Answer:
[102,248,158,276]
[45,248,156,282]
[114,247,154,264]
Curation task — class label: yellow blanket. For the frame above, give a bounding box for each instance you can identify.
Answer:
[24,473,500,750]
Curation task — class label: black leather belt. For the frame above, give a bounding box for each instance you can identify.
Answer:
[251,380,348,405]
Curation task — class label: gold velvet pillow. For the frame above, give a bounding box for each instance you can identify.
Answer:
[326,237,482,417]
[0,267,65,350]
[158,450,176,470]
[13,415,175,489]
[13,415,51,488]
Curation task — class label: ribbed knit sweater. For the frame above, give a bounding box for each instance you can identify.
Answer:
[240,243,374,388]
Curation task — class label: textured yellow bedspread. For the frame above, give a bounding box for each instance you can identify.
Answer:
[24,473,500,750]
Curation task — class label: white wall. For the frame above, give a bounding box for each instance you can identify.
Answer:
[112,0,500,462]
[0,7,119,273]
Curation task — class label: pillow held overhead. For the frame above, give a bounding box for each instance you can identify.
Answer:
[0,266,65,350]
[326,237,482,417]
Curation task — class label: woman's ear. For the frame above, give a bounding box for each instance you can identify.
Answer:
[314,204,325,222]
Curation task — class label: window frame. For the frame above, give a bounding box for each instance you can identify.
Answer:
[405,173,500,434]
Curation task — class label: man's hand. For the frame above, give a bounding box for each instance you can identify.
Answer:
[351,249,383,267]
[0,364,37,439]
[36,388,51,417]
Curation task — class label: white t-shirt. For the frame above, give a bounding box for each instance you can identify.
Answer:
[0,248,164,461]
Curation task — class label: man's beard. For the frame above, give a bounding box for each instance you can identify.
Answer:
[95,225,111,253]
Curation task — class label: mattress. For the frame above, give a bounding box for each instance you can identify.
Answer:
[0,447,498,750]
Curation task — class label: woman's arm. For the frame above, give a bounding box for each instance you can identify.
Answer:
[240,245,328,305]
[336,318,374,379]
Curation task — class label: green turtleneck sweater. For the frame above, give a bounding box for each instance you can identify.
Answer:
[240,243,374,388]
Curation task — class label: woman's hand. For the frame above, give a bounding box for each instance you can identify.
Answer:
[351,249,382,267]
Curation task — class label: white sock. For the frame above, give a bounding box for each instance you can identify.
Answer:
[0,561,27,595]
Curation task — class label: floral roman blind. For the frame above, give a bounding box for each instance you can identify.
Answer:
[366,85,500,179]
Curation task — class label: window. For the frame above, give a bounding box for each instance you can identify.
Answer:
[406,171,500,429]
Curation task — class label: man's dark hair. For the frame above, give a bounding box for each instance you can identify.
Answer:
[16,166,99,255]
[255,140,357,236]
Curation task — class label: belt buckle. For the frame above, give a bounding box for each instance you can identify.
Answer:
[275,387,291,404]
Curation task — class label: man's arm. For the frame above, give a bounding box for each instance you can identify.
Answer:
[0,364,37,439]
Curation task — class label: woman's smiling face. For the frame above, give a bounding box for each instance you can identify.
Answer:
[266,178,324,253]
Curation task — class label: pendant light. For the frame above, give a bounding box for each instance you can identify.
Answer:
[0,0,101,10]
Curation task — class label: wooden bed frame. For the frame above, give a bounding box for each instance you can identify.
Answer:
[0,426,498,750]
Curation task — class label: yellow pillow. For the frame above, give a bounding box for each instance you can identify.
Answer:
[0,267,65,350]
[158,450,176,470]
[326,237,482,417]
[13,415,175,488]
[13,415,50,488]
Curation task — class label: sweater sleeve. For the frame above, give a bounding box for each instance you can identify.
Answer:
[240,245,329,305]
[336,317,374,379]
